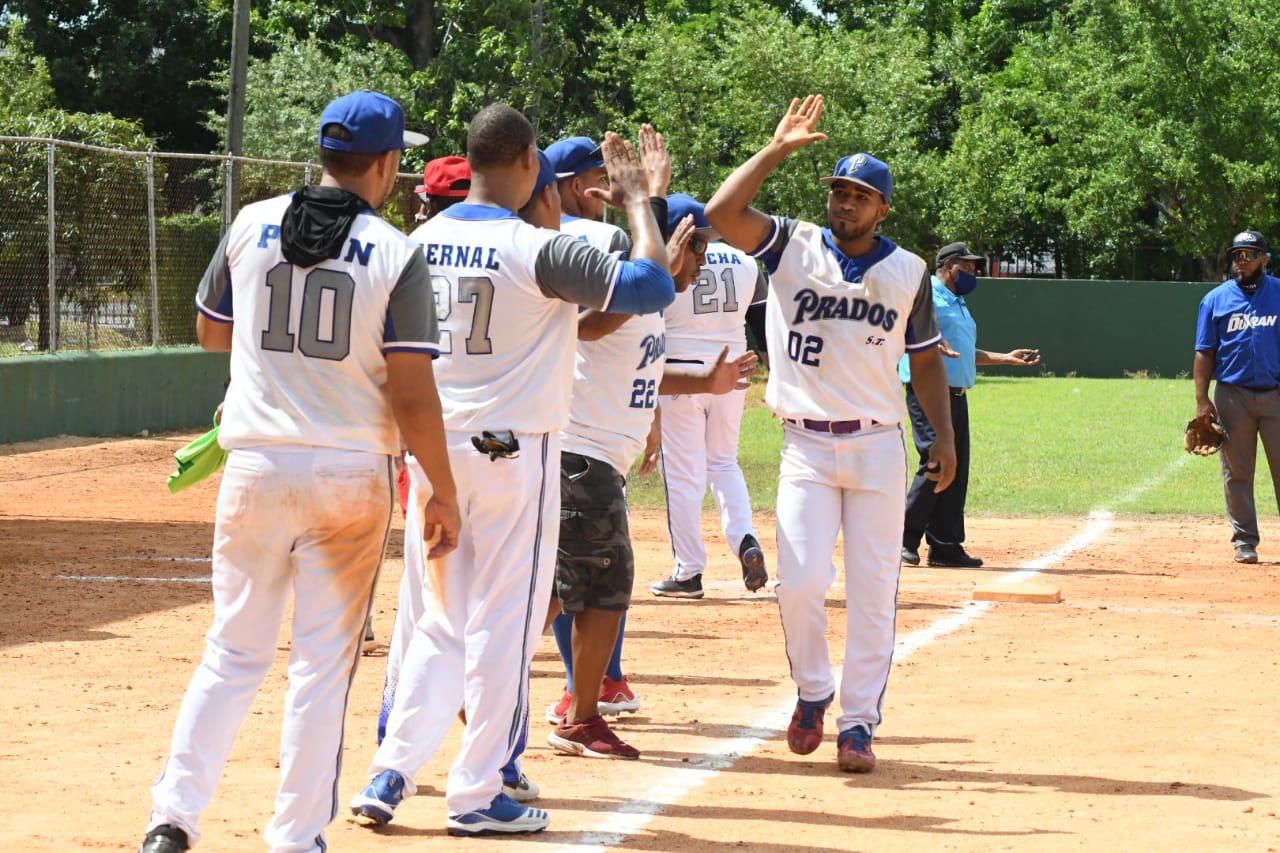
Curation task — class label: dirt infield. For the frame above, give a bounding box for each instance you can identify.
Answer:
[2,435,1278,851]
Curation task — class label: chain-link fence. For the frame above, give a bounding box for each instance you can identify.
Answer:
[0,137,423,356]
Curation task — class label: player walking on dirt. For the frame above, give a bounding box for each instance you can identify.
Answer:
[705,95,956,773]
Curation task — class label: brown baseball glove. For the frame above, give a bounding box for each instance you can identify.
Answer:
[1184,417,1225,456]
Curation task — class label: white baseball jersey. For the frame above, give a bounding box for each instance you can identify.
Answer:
[561,312,666,476]
[664,241,768,362]
[410,204,628,434]
[196,193,438,455]
[560,214,632,254]
[752,217,939,423]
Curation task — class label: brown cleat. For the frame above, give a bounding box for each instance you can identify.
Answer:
[837,727,876,773]
[547,714,640,759]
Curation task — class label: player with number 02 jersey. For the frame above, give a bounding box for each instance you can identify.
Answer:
[705,94,956,775]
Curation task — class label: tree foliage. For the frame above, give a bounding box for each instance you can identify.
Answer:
[7,0,1280,279]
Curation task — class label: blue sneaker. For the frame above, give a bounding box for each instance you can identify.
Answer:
[837,726,876,773]
[446,793,549,836]
[349,770,407,825]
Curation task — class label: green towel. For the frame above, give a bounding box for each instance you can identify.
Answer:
[167,424,228,494]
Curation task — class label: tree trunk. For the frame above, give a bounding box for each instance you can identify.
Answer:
[406,0,437,70]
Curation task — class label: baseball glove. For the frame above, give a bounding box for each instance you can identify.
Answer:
[1184,417,1225,456]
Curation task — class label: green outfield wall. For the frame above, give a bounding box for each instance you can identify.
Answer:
[965,278,1217,378]
[0,278,1226,444]
[2,347,229,444]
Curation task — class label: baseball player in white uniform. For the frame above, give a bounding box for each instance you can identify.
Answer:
[535,139,759,759]
[542,132,642,727]
[650,194,771,599]
[349,109,674,835]
[138,91,459,853]
[705,95,956,774]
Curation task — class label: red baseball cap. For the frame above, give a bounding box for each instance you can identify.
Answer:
[415,156,471,198]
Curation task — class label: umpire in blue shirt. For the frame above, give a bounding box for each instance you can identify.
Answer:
[899,242,1041,567]
[1193,230,1280,564]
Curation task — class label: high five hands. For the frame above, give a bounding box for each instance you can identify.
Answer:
[772,95,828,154]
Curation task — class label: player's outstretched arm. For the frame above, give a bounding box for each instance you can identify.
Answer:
[386,352,460,558]
[906,347,957,493]
[658,346,758,395]
[706,95,827,253]
[578,310,632,341]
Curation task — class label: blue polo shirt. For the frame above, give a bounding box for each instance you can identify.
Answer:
[1195,274,1280,389]
[898,276,977,388]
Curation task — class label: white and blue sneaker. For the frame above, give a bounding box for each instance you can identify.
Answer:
[502,771,540,802]
[446,793,549,836]
[349,769,407,825]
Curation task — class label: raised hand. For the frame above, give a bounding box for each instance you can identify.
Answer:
[705,346,760,394]
[585,131,647,210]
[666,213,695,276]
[772,95,828,153]
[638,124,672,198]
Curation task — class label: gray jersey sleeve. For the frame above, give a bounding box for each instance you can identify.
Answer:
[608,227,632,255]
[384,247,440,353]
[534,233,621,309]
[750,216,800,275]
[195,230,234,321]
[904,270,941,351]
[750,264,769,304]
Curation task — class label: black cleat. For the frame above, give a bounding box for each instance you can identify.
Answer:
[650,574,704,599]
[738,535,769,592]
[927,547,984,568]
[139,825,189,853]
[900,546,920,566]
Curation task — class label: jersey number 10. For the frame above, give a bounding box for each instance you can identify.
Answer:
[260,263,354,361]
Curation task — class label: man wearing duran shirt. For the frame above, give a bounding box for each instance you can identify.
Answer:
[1194,229,1280,564]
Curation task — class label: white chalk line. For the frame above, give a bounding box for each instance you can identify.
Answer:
[559,456,1188,851]
[57,574,211,584]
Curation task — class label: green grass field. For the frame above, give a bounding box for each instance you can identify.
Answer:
[627,376,1279,517]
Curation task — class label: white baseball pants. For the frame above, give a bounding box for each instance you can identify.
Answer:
[369,431,558,816]
[774,424,906,735]
[378,502,426,743]
[149,447,392,852]
[658,388,756,579]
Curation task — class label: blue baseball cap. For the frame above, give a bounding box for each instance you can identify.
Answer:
[546,136,604,178]
[319,90,429,154]
[820,153,893,203]
[666,193,719,239]
[529,149,557,203]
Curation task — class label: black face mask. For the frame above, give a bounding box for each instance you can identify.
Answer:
[1238,264,1265,292]
[280,185,371,268]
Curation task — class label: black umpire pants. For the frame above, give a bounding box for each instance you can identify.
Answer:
[902,383,971,550]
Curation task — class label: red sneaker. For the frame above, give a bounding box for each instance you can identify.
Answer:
[545,690,571,725]
[598,676,641,716]
[837,727,876,773]
[547,714,640,759]
[786,695,831,755]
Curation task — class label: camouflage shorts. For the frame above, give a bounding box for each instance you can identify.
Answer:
[555,451,634,612]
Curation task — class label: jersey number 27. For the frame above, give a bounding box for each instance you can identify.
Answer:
[431,274,495,355]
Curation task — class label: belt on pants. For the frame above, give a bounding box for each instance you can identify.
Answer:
[783,417,880,435]
[949,387,967,397]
